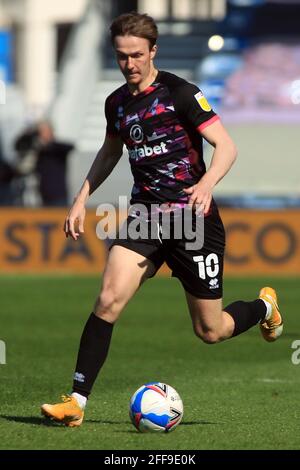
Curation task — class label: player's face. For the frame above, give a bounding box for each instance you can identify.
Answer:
[114,35,157,88]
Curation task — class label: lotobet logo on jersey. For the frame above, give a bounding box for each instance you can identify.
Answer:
[194,91,211,112]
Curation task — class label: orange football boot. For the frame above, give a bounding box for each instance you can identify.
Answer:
[41,395,84,427]
[259,287,283,342]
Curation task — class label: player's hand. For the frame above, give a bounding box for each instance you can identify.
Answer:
[183,181,213,215]
[64,199,86,240]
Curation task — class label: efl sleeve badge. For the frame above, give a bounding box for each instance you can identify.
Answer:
[194,91,212,112]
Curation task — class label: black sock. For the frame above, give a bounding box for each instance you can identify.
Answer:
[72,313,114,398]
[224,300,266,337]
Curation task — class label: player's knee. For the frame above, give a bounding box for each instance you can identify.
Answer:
[202,332,221,344]
[95,287,120,321]
[194,327,220,344]
[99,289,114,311]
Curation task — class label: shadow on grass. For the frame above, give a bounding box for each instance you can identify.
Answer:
[0,415,59,426]
[102,421,221,435]
[88,419,219,426]
[0,415,129,427]
[1,415,220,428]
[87,419,130,425]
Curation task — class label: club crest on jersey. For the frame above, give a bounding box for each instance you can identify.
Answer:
[130,124,144,144]
[194,91,211,112]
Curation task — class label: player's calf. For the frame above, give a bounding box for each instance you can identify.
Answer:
[193,323,230,344]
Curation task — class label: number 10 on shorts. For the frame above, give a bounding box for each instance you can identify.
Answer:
[193,253,220,279]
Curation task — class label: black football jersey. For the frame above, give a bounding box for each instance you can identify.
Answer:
[105,70,219,205]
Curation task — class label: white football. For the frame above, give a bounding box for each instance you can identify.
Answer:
[129,382,183,432]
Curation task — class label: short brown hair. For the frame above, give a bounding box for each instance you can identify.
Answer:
[110,12,158,49]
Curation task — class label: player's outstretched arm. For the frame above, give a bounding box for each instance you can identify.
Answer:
[184,120,237,214]
[64,134,123,240]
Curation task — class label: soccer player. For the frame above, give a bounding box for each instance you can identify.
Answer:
[41,12,283,427]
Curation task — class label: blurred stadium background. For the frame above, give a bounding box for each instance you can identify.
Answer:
[0,0,299,275]
[0,0,300,451]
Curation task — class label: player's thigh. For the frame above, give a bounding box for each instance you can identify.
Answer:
[185,292,223,335]
[99,245,157,307]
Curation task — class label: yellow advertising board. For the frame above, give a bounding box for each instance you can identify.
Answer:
[0,208,106,273]
[221,209,300,275]
[0,208,299,275]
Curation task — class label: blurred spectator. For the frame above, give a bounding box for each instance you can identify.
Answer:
[222,43,300,110]
[15,121,74,206]
[0,133,19,205]
[0,157,16,205]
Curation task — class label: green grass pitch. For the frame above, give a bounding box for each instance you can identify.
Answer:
[0,275,299,450]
